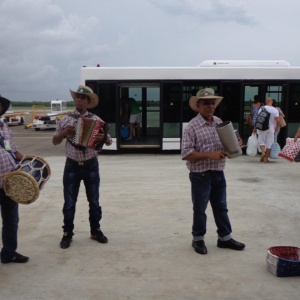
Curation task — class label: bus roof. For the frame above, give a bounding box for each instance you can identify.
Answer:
[80,60,300,82]
[197,60,291,67]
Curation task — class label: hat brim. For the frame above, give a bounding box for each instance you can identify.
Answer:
[189,95,223,112]
[0,96,11,116]
[70,89,99,109]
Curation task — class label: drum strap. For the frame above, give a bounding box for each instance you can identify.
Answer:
[68,113,94,119]
[0,132,17,162]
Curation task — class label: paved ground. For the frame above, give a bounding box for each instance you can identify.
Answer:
[1,123,300,299]
[1,146,300,299]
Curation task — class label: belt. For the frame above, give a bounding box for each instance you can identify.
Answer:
[66,157,98,166]
[190,170,223,175]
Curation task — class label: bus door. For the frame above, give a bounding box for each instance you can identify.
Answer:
[242,83,285,144]
[119,84,161,149]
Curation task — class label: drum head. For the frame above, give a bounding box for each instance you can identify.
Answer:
[3,170,40,205]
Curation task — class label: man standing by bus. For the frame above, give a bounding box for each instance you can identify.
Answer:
[181,88,245,255]
[53,85,112,249]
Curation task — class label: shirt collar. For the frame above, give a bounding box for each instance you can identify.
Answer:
[197,114,217,126]
[74,110,90,117]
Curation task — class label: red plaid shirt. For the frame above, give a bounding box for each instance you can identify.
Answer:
[181,114,226,172]
[55,111,107,162]
[0,122,18,188]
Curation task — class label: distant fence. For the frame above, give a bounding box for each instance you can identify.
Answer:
[11,101,75,108]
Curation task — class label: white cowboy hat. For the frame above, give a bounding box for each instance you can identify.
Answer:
[189,88,223,112]
[0,96,11,116]
[70,85,99,109]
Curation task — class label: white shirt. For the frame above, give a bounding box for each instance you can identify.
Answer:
[257,105,279,131]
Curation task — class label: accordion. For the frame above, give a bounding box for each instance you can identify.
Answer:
[72,117,109,150]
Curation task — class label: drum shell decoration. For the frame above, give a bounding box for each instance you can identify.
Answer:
[3,155,51,205]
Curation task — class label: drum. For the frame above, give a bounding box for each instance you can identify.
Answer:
[3,155,51,204]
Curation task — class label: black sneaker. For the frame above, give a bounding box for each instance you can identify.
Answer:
[91,229,108,244]
[1,252,29,264]
[60,232,73,249]
[192,240,207,255]
[217,238,245,250]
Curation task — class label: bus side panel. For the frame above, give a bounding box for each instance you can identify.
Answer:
[86,81,118,150]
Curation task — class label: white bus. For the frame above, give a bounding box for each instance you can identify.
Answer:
[79,60,300,152]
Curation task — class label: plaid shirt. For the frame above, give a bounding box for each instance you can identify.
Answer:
[55,111,107,162]
[0,122,18,188]
[181,114,226,172]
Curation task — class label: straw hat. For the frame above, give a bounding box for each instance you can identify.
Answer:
[70,85,99,109]
[0,96,11,116]
[189,88,223,112]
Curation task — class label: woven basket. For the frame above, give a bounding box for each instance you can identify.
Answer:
[266,246,300,277]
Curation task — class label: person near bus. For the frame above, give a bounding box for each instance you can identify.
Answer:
[181,88,245,255]
[0,96,29,264]
[272,99,285,142]
[294,127,300,142]
[127,97,141,140]
[250,95,263,127]
[52,85,112,249]
[253,97,280,163]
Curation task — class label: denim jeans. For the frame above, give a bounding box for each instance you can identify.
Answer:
[0,188,19,262]
[189,171,232,240]
[62,157,102,235]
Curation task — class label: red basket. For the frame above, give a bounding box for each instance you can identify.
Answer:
[266,246,300,277]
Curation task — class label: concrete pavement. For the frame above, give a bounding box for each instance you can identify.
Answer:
[0,153,300,300]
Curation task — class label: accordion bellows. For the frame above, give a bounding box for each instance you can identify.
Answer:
[74,117,105,149]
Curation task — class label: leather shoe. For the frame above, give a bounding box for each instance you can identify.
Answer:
[60,232,73,249]
[90,229,108,244]
[2,252,29,264]
[192,240,207,255]
[217,238,245,250]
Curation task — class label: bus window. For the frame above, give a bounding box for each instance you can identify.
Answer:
[162,82,181,138]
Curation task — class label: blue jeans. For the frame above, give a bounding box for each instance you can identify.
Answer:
[0,189,19,262]
[62,157,102,235]
[189,171,232,240]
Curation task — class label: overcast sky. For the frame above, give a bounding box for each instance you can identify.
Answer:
[1,0,299,102]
